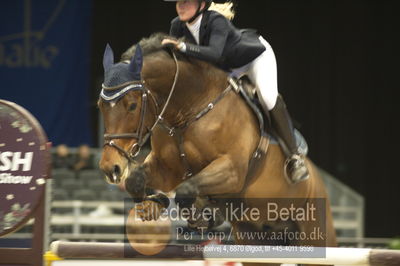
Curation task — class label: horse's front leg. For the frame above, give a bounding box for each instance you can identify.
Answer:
[175,155,247,228]
[125,152,178,221]
[175,154,248,205]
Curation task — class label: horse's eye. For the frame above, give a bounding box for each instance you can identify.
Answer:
[129,103,137,111]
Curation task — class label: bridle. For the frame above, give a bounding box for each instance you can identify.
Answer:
[102,52,180,163]
[102,83,156,162]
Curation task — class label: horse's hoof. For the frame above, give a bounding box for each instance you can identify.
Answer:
[175,182,198,208]
[145,193,170,209]
[187,218,210,231]
[187,206,225,231]
[135,200,165,221]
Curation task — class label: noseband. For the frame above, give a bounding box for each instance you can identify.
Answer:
[102,52,180,163]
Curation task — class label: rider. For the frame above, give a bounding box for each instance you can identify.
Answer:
[162,0,309,184]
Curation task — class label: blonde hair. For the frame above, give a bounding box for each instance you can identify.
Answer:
[208,2,235,20]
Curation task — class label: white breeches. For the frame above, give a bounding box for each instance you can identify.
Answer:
[230,36,279,110]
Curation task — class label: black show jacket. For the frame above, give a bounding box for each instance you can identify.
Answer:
[170,10,266,71]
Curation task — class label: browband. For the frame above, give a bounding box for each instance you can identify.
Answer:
[100,82,144,102]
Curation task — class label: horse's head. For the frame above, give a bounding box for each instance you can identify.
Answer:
[98,44,154,186]
[98,34,228,201]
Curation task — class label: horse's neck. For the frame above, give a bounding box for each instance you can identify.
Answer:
[144,56,226,127]
[169,69,226,126]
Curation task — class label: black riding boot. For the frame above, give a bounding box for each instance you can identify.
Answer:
[269,95,309,184]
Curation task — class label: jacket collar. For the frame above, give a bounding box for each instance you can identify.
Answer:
[199,11,211,45]
[183,26,197,44]
[181,10,211,45]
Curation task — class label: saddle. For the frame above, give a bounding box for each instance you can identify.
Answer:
[229,77,308,170]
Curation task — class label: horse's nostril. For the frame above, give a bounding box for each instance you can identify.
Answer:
[109,165,122,183]
[114,165,121,176]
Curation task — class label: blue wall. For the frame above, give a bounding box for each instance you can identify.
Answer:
[0,0,92,146]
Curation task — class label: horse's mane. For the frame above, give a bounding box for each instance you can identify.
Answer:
[120,33,226,83]
[120,32,180,61]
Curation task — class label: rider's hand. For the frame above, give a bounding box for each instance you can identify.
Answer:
[162,39,185,51]
[162,39,179,47]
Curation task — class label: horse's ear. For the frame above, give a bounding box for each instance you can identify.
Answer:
[129,44,143,80]
[103,43,114,72]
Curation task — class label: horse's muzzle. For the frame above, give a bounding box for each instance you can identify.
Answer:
[101,163,123,185]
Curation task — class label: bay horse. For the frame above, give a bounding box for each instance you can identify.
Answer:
[98,33,337,266]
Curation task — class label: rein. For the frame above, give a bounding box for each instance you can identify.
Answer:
[102,51,232,179]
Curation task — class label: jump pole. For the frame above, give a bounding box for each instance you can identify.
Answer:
[48,241,400,266]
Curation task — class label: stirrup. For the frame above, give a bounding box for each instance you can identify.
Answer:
[284,154,310,184]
